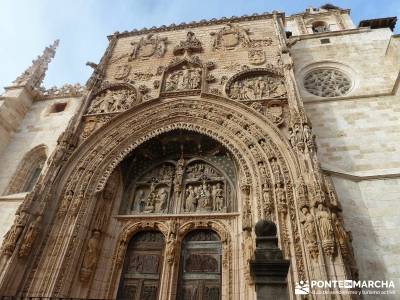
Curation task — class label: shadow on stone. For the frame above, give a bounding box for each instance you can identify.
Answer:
[250,220,290,300]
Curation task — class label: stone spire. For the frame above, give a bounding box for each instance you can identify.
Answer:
[10,40,59,90]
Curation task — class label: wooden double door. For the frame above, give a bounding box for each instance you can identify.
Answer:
[117,230,221,300]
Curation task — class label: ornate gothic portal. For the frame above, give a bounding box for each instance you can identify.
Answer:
[0,10,362,300]
[116,131,233,299]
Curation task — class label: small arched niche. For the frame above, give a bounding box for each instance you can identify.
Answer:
[116,230,165,300]
[312,21,330,33]
[118,130,238,215]
[177,229,222,300]
[3,145,47,195]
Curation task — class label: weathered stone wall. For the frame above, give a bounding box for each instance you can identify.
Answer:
[0,95,82,243]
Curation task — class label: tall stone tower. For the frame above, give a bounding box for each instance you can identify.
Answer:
[0,4,398,299]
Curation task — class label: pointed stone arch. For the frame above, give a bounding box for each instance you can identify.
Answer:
[3,144,48,195]
[25,95,310,298]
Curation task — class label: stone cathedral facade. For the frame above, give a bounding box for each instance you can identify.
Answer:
[0,4,399,299]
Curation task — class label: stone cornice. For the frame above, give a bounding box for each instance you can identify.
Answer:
[107,11,285,40]
[289,27,370,41]
[323,168,400,182]
[287,8,351,19]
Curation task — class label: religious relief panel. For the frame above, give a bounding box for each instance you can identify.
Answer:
[183,161,230,213]
[86,85,138,115]
[126,159,233,215]
[129,163,175,214]
[160,56,204,94]
[226,69,286,100]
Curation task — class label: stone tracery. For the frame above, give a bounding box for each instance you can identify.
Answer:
[303,68,352,97]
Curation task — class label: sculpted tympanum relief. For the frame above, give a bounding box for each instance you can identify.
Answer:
[87,85,138,114]
[122,131,235,216]
[226,70,286,100]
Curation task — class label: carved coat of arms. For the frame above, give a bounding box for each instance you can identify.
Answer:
[129,34,167,60]
[210,23,251,50]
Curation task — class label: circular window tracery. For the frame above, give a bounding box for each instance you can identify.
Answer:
[303,69,352,97]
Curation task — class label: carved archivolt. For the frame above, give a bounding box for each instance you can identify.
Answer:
[86,83,138,115]
[225,68,287,100]
[25,96,311,298]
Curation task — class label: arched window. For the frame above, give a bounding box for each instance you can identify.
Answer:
[3,145,47,195]
[117,231,165,300]
[312,21,330,33]
[177,230,222,300]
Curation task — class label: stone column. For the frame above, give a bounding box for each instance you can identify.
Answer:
[250,220,290,300]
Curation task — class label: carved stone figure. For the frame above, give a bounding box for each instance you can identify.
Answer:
[87,87,137,114]
[300,207,319,258]
[198,181,212,210]
[166,233,176,265]
[185,185,197,212]
[79,230,101,282]
[19,215,42,257]
[144,183,158,213]
[156,187,168,212]
[212,183,224,211]
[173,157,184,192]
[275,184,287,214]
[270,158,282,184]
[332,212,350,257]
[165,68,202,91]
[316,204,335,256]
[129,34,167,60]
[1,210,29,256]
[227,74,286,100]
[58,190,74,218]
[262,183,272,214]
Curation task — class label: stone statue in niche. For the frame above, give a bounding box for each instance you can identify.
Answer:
[174,157,185,196]
[300,207,319,258]
[198,181,212,210]
[185,185,197,212]
[316,204,335,256]
[18,215,42,257]
[212,183,224,211]
[79,230,101,282]
[129,34,167,61]
[248,49,266,65]
[87,87,137,114]
[227,74,286,100]
[131,189,145,212]
[1,209,29,256]
[165,67,202,92]
[210,23,251,50]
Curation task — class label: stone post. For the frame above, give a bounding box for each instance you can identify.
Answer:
[250,220,290,300]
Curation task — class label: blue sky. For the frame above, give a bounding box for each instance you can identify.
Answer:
[0,0,399,91]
